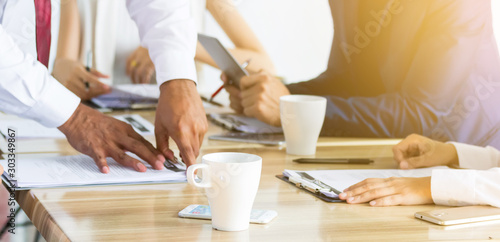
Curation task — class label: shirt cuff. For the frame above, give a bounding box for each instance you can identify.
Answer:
[431,169,476,206]
[22,77,80,128]
[154,50,197,86]
[448,142,499,169]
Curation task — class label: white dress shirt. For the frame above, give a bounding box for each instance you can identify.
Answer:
[0,0,197,128]
[0,23,80,127]
[126,0,197,86]
[431,142,500,208]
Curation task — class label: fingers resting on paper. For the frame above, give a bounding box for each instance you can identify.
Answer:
[58,104,165,173]
[338,177,433,206]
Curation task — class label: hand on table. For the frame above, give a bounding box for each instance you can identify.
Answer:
[222,71,290,126]
[58,104,165,173]
[155,79,208,167]
[339,177,433,206]
[52,58,111,100]
[393,134,459,169]
[126,47,155,84]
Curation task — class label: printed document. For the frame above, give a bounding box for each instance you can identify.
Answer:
[0,153,186,189]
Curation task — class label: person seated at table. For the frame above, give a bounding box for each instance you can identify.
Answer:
[338,134,500,208]
[222,0,500,148]
[51,0,275,100]
[2,0,207,171]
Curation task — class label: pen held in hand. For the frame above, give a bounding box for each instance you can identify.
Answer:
[210,59,251,102]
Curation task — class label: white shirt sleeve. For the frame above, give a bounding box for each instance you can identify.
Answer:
[126,0,197,86]
[0,25,80,128]
[431,142,500,208]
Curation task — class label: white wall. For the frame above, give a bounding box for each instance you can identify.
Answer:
[200,0,333,95]
[493,1,500,44]
[201,0,500,94]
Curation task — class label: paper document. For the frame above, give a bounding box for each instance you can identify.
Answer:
[208,113,283,134]
[91,84,159,109]
[114,84,160,99]
[113,114,155,135]
[0,114,154,139]
[283,167,449,198]
[0,153,186,190]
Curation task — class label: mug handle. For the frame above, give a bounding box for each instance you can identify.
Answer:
[186,164,211,188]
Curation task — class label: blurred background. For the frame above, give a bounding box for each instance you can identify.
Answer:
[200,0,500,98]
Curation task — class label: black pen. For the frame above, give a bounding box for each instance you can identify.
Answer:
[293,158,374,164]
[84,51,92,92]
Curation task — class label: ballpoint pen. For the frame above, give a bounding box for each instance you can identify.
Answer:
[209,59,251,102]
[84,51,92,92]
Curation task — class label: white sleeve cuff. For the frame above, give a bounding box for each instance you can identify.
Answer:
[21,77,80,128]
[448,142,500,169]
[431,169,477,206]
[154,50,198,86]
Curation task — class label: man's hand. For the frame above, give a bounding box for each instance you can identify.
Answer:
[339,177,433,206]
[223,71,290,126]
[155,79,208,167]
[52,58,111,100]
[393,134,459,169]
[58,104,165,173]
[126,47,155,84]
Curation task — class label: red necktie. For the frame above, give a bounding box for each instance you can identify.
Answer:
[34,0,51,68]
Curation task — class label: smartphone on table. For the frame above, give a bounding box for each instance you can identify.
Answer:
[415,206,500,226]
[178,204,277,224]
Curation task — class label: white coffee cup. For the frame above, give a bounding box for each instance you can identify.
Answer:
[186,152,262,231]
[280,95,327,155]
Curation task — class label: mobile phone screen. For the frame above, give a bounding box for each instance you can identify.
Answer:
[189,205,211,216]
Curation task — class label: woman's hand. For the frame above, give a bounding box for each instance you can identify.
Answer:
[52,58,110,100]
[393,134,459,169]
[339,177,433,206]
[126,47,155,84]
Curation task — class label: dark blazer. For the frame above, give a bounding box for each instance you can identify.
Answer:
[287,0,500,148]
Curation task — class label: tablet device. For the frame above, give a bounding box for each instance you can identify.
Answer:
[415,206,500,226]
[198,34,249,87]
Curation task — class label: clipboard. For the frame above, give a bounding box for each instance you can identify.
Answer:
[276,175,343,203]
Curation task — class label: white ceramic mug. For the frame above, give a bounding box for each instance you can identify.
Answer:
[186,152,262,231]
[280,95,327,155]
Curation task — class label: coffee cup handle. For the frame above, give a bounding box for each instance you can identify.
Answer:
[186,164,211,188]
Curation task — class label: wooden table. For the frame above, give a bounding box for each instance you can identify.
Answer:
[0,109,401,154]
[6,111,500,241]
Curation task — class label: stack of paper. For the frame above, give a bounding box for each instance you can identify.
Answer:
[0,153,186,190]
[91,84,159,109]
